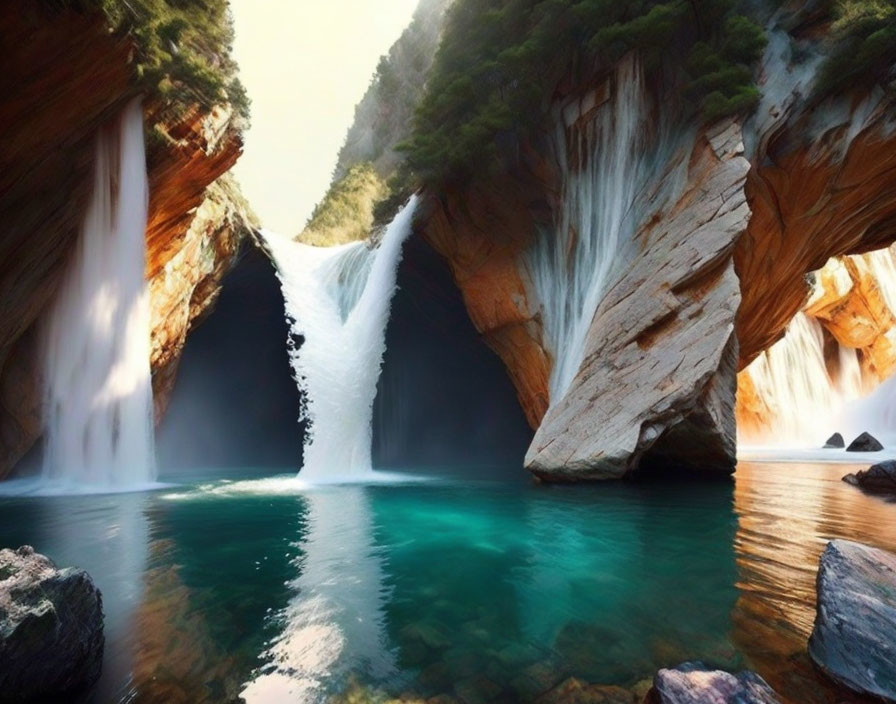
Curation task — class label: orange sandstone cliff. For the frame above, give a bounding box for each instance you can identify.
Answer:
[0,5,253,477]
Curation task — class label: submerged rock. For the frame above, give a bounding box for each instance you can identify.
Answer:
[846,431,884,452]
[809,540,896,701]
[648,662,781,703]
[535,677,635,704]
[843,460,896,494]
[823,432,844,449]
[0,545,104,701]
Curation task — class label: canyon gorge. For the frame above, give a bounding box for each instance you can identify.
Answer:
[3,0,896,486]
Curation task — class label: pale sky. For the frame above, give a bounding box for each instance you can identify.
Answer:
[230,1,419,235]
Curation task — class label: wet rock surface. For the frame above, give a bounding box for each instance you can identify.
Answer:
[823,433,844,449]
[809,540,896,702]
[647,662,781,704]
[843,460,896,494]
[845,431,884,452]
[0,545,104,701]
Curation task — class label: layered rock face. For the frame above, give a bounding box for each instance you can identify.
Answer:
[423,64,750,480]
[421,12,896,479]
[0,5,250,478]
[736,26,896,366]
[809,540,896,702]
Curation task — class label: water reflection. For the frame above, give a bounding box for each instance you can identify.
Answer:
[0,492,150,703]
[242,487,395,702]
[732,461,896,704]
[0,464,893,703]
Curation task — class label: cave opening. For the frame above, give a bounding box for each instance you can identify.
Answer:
[157,232,533,481]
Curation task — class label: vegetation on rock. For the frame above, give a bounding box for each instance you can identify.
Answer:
[816,0,896,97]
[398,0,767,185]
[299,164,388,246]
[53,0,249,124]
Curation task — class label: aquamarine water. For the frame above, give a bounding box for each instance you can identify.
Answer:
[0,462,893,703]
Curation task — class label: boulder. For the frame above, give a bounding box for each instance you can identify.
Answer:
[0,545,104,701]
[846,432,884,452]
[809,540,896,701]
[648,662,781,704]
[823,432,844,449]
[843,460,896,494]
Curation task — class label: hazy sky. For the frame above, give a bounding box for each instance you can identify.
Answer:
[230,1,419,235]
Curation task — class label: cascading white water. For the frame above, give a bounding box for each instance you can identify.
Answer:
[740,313,848,447]
[741,247,896,449]
[262,196,418,480]
[41,98,155,487]
[527,57,677,403]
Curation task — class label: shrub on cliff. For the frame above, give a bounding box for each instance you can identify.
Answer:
[398,0,766,186]
[299,164,389,246]
[816,0,896,97]
[53,0,249,124]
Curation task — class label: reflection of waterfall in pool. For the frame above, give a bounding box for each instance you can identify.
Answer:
[241,487,394,702]
[261,198,418,480]
[41,98,155,488]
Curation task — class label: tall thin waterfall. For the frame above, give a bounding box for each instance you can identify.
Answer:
[262,196,418,480]
[527,57,653,402]
[42,99,155,486]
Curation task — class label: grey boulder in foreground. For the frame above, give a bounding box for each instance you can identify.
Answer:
[809,540,896,702]
[648,662,781,703]
[843,459,896,494]
[0,545,104,702]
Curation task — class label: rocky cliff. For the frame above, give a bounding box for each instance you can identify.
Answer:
[311,1,896,480]
[419,7,896,479]
[0,4,252,478]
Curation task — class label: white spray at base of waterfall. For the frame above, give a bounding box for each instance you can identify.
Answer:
[40,98,156,488]
[261,196,418,480]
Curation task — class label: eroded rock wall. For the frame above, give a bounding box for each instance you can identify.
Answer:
[0,6,250,478]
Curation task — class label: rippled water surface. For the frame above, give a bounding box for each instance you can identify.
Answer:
[0,462,893,703]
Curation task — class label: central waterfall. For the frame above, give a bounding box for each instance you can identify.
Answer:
[41,99,155,488]
[262,196,418,480]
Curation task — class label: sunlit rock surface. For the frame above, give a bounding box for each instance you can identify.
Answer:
[809,540,896,702]
[649,662,781,704]
[0,6,251,478]
[0,546,104,701]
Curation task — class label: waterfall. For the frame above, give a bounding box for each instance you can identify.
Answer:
[740,246,896,449]
[740,314,847,447]
[262,196,418,480]
[527,56,677,404]
[41,99,155,487]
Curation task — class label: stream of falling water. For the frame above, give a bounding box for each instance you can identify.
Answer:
[41,98,155,487]
[261,197,418,480]
[741,247,896,449]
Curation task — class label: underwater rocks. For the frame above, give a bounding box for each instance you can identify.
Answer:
[646,662,781,704]
[823,433,844,449]
[843,460,896,494]
[809,540,896,702]
[846,432,884,452]
[0,546,104,701]
[536,677,637,704]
